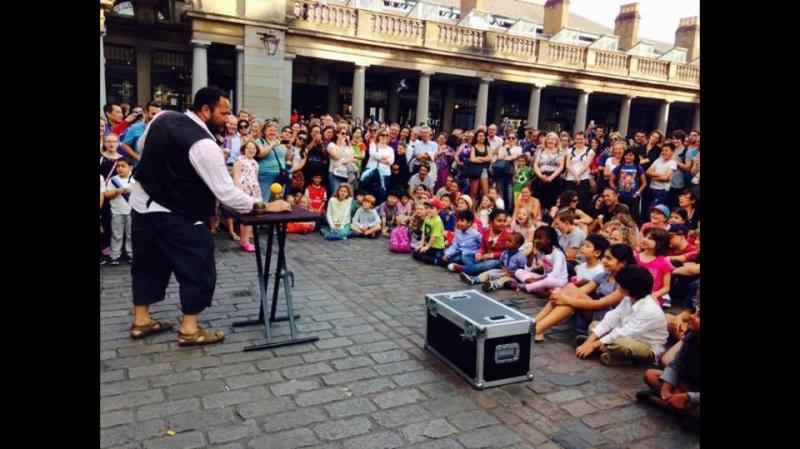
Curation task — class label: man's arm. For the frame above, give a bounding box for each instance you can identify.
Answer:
[189,139,283,214]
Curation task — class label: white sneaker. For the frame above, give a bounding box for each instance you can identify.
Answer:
[447,263,456,272]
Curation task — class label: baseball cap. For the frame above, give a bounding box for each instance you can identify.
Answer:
[649,204,670,217]
[425,198,443,209]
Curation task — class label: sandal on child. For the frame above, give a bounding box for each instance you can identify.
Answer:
[130,319,174,339]
[534,333,545,342]
[177,326,225,347]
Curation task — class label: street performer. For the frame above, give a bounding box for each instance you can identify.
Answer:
[128,86,291,346]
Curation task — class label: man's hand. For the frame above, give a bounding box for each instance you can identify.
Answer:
[255,200,292,213]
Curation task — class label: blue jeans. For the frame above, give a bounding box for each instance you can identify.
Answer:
[462,258,502,276]
[446,253,476,267]
[258,170,282,202]
[329,172,344,199]
[646,187,669,212]
[495,175,513,212]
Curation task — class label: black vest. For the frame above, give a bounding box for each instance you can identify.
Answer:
[134,111,215,222]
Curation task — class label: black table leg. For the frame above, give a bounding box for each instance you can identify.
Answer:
[233,224,275,329]
[269,223,300,323]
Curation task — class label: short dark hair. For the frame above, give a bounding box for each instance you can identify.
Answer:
[556,209,574,224]
[489,208,506,222]
[672,130,686,140]
[574,131,585,138]
[606,243,636,266]
[146,101,162,110]
[507,232,525,246]
[634,129,647,136]
[418,162,431,172]
[616,265,654,300]
[690,129,700,135]
[680,189,698,202]
[440,192,452,201]
[585,234,610,257]
[661,142,675,152]
[191,86,229,114]
[671,208,689,221]
[117,156,135,166]
[386,190,399,199]
[103,102,118,115]
[457,210,475,223]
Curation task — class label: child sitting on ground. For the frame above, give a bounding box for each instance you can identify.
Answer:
[575,265,668,366]
[352,190,366,217]
[409,201,426,247]
[553,209,586,276]
[478,232,528,292]
[378,190,401,236]
[487,187,505,210]
[637,227,674,307]
[637,306,700,432]
[350,194,382,238]
[442,210,483,270]
[573,234,610,285]
[320,184,353,239]
[641,204,671,235]
[286,196,317,234]
[412,199,447,265]
[513,226,569,296]
[305,174,328,214]
[476,195,494,230]
[396,191,413,225]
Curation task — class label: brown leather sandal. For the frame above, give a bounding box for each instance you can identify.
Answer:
[130,319,174,339]
[177,326,225,347]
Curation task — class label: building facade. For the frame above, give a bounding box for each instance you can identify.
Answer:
[100,0,700,135]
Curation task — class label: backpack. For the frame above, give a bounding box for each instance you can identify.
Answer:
[389,225,412,253]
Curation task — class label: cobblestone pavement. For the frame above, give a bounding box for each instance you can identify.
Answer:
[101,232,700,449]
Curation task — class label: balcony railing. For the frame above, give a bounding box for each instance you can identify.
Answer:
[289,2,698,86]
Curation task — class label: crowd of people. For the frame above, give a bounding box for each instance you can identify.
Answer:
[99,103,700,430]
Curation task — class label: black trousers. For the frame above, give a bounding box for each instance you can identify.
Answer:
[131,211,217,315]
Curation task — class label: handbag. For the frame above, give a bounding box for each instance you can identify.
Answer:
[333,164,349,180]
[491,159,513,176]
[271,145,290,186]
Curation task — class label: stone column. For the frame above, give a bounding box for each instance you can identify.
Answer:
[442,82,455,133]
[191,40,210,95]
[527,84,542,129]
[415,71,432,126]
[235,45,244,113]
[283,54,295,125]
[100,30,107,112]
[475,77,492,128]
[617,95,633,138]
[352,64,367,122]
[692,103,700,131]
[656,99,671,133]
[573,89,590,134]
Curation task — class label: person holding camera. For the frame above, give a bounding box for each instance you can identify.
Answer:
[129,87,291,347]
[119,102,162,163]
[328,124,355,194]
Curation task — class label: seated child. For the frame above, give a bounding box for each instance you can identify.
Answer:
[478,232,528,292]
[396,191,413,225]
[409,201,426,247]
[640,204,671,235]
[553,209,586,276]
[319,184,353,239]
[378,190,401,236]
[573,234,610,285]
[637,227,674,307]
[513,226,569,296]
[350,194,382,238]
[575,265,669,366]
[304,174,327,214]
[411,198,446,265]
[443,210,483,271]
[286,196,317,234]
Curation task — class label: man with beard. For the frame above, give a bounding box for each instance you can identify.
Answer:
[128,87,291,347]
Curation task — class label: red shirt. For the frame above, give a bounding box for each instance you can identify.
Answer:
[477,228,510,259]
[110,120,132,136]
[305,185,327,213]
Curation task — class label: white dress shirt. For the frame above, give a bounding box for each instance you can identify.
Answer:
[130,110,256,215]
[592,295,669,358]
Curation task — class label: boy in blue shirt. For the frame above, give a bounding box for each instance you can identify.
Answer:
[479,232,527,291]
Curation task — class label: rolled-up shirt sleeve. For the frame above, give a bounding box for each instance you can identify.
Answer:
[189,139,256,214]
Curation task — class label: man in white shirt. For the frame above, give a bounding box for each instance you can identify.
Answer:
[129,87,291,348]
[576,265,668,366]
[411,125,438,184]
[487,124,504,155]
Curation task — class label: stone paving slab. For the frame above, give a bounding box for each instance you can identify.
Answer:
[101,232,699,449]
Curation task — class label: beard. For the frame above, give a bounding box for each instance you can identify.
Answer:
[205,117,222,135]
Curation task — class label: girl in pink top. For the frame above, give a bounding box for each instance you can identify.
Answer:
[636,227,673,307]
